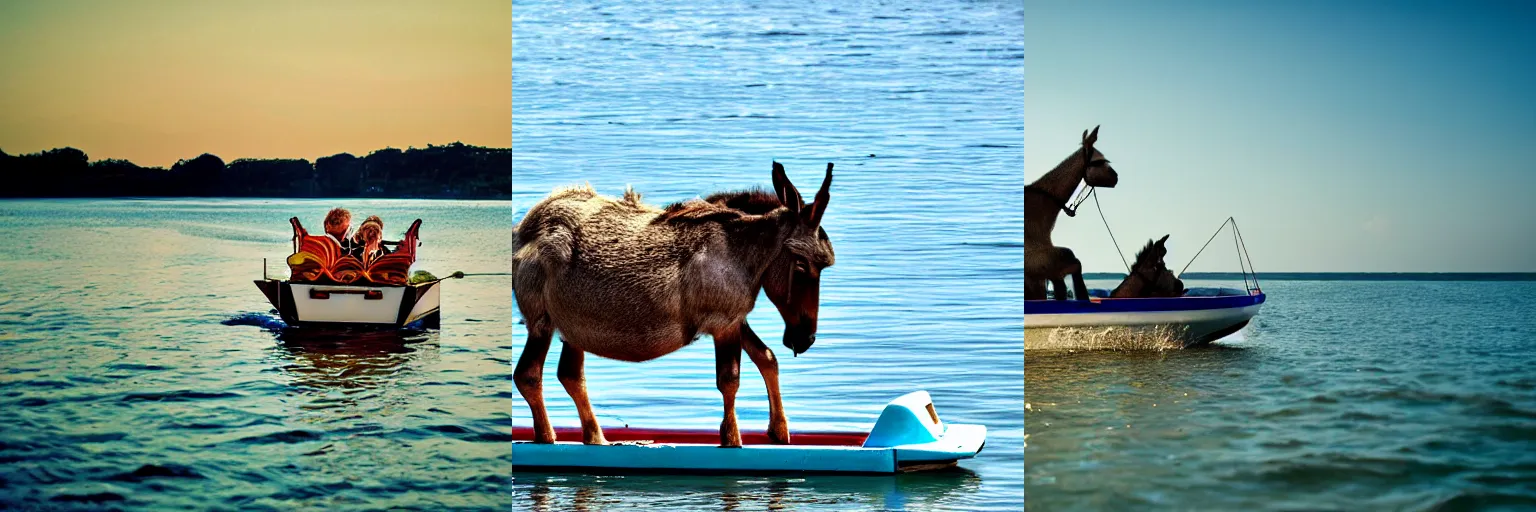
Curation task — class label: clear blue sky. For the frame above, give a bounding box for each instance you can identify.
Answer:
[1027,1,1536,272]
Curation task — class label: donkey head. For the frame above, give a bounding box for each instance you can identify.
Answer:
[1081,126,1119,188]
[1128,235,1185,298]
[761,161,836,356]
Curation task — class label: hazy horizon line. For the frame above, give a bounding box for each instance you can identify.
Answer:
[1087,272,1536,281]
[1,142,510,167]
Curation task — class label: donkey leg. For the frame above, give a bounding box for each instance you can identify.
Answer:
[1053,247,1090,301]
[714,332,744,448]
[514,327,556,444]
[738,323,789,445]
[1026,279,1048,301]
[1051,277,1070,301]
[1070,270,1091,302]
[557,341,607,445]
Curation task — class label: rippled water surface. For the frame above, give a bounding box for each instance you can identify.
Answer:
[513,1,1024,510]
[0,199,512,510]
[1026,279,1536,511]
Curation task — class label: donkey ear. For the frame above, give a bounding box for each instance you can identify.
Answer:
[1157,234,1169,245]
[771,161,803,214]
[803,163,833,226]
[1083,125,1100,147]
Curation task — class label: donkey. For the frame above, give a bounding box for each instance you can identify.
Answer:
[1026,126,1119,301]
[1110,235,1187,298]
[512,162,835,448]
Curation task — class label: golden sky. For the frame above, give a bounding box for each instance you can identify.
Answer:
[0,0,509,167]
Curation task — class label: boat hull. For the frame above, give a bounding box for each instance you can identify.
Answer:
[254,279,441,329]
[511,391,986,475]
[1025,292,1264,350]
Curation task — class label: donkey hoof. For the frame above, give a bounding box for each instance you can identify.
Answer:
[768,424,791,445]
[533,430,557,444]
[584,432,608,446]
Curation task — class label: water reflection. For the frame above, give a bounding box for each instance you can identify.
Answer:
[272,327,439,392]
[516,470,983,511]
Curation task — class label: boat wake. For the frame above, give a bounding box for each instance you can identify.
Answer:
[1026,325,1188,351]
[221,312,288,330]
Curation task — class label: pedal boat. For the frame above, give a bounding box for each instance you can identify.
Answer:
[1025,287,1265,349]
[255,217,440,329]
[511,391,986,474]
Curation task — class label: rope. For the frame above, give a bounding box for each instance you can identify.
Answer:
[1090,189,1131,273]
[1175,216,1262,295]
[421,271,513,284]
[1232,219,1250,293]
[1177,216,1234,278]
[1233,219,1261,292]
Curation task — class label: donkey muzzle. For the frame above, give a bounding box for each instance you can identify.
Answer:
[783,324,816,356]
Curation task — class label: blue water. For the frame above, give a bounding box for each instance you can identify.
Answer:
[1026,279,1536,510]
[513,1,1025,510]
[0,199,513,510]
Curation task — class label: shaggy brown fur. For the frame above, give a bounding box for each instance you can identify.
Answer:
[1026,126,1119,301]
[513,162,835,447]
[1111,235,1187,298]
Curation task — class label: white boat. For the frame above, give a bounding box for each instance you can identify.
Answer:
[255,217,441,329]
[254,279,441,329]
[1025,287,1265,350]
[512,391,986,474]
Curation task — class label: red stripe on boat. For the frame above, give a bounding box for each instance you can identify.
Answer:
[511,426,868,446]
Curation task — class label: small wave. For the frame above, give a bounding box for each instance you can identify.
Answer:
[467,432,514,443]
[107,464,204,482]
[120,390,243,402]
[1497,378,1536,391]
[757,30,808,37]
[907,30,986,37]
[1478,423,1536,442]
[1421,490,1536,510]
[959,241,1024,248]
[50,492,126,503]
[1246,455,1459,486]
[65,432,128,444]
[19,380,73,389]
[221,313,286,330]
[233,430,323,445]
[106,363,169,372]
[424,424,473,434]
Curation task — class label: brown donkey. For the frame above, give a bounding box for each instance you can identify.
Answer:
[1026,126,1119,301]
[1110,235,1187,298]
[512,162,835,447]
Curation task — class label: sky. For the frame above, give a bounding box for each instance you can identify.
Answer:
[0,0,510,168]
[1027,1,1536,272]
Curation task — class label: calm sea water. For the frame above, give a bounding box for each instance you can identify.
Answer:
[1026,279,1536,511]
[513,1,1025,510]
[0,199,513,510]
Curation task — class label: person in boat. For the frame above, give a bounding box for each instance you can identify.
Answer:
[349,216,392,263]
[323,207,360,254]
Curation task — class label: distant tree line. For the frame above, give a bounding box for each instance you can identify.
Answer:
[0,142,509,199]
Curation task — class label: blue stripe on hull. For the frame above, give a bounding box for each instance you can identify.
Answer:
[1025,293,1266,315]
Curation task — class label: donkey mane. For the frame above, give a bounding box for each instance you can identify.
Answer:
[1133,239,1161,267]
[654,188,780,224]
[704,188,781,214]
